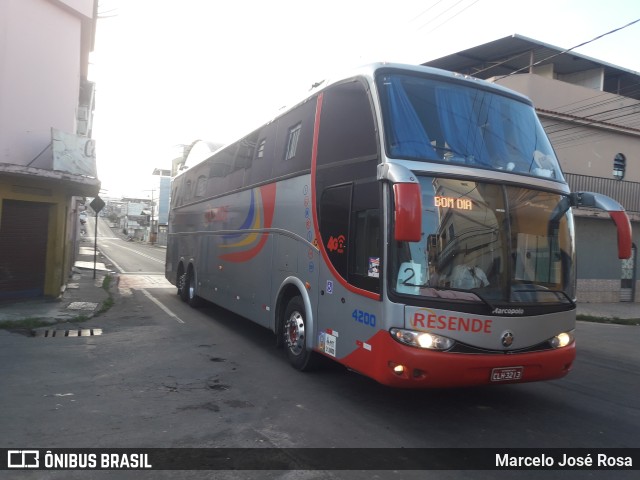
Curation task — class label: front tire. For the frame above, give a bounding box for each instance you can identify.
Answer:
[283,296,317,371]
[186,267,203,307]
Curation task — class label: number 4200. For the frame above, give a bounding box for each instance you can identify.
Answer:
[352,309,376,327]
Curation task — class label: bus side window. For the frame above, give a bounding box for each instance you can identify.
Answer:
[185,179,193,202]
[195,175,207,197]
[316,79,380,294]
[349,181,381,293]
[234,133,257,170]
[273,99,315,178]
[319,184,352,280]
[247,124,276,186]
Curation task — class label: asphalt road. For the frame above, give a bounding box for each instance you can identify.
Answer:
[1,223,637,479]
[84,217,166,274]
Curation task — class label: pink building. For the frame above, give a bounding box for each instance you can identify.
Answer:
[0,0,99,301]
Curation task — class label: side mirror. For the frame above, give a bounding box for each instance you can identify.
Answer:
[571,192,632,259]
[393,183,422,242]
[609,210,633,260]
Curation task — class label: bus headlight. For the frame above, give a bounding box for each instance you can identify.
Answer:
[390,328,454,351]
[550,330,575,348]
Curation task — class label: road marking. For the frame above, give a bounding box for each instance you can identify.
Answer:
[100,241,164,264]
[141,289,185,324]
[98,248,125,272]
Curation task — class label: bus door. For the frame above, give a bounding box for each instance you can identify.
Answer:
[313,78,383,359]
[316,180,383,359]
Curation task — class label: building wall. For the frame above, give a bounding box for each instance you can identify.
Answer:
[0,0,96,300]
[0,0,94,168]
[157,176,171,225]
[0,177,72,298]
[495,74,640,183]
[494,73,640,302]
[574,215,639,302]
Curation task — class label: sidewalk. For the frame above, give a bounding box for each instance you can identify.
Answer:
[0,245,113,325]
[576,301,640,320]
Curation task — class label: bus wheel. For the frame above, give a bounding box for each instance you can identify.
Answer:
[178,270,188,302]
[186,268,202,307]
[283,296,317,371]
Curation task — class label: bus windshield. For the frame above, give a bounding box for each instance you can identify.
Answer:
[377,72,564,181]
[392,177,576,305]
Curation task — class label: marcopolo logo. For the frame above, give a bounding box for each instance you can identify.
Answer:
[8,450,39,468]
[492,307,525,316]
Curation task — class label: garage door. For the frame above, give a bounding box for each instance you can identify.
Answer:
[0,200,50,301]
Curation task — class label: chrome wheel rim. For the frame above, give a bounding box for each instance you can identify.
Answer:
[188,273,196,300]
[284,311,305,356]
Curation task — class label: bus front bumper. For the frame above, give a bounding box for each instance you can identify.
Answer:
[339,330,576,388]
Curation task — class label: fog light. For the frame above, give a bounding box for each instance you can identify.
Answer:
[393,364,405,375]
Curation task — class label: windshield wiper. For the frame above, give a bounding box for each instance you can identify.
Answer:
[512,286,576,307]
[407,284,496,311]
[469,289,496,311]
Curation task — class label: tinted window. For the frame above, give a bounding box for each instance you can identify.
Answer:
[272,98,316,178]
[319,184,352,279]
[317,80,377,166]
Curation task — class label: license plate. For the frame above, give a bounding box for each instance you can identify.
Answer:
[490,366,524,382]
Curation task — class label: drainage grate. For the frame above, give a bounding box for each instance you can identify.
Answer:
[33,328,103,337]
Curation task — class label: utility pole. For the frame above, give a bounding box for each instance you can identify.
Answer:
[150,189,155,245]
[144,189,156,245]
[89,196,105,279]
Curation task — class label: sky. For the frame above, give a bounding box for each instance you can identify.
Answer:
[88,0,640,199]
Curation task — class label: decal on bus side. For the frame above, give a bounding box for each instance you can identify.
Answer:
[218,184,276,262]
[352,309,376,327]
[204,206,228,223]
[326,234,346,253]
[319,330,338,357]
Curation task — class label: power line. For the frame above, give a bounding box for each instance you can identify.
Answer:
[421,0,482,35]
[409,1,446,23]
[417,0,468,31]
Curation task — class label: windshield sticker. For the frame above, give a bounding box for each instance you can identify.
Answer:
[368,257,380,278]
[396,261,422,294]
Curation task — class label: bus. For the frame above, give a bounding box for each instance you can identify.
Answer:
[166,63,632,388]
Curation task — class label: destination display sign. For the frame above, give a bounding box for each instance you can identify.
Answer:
[434,196,473,210]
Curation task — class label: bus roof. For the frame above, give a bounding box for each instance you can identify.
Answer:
[176,63,535,178]
[313,62,534,104]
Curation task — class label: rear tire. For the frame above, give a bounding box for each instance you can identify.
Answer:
[283,296,317,371]
[178,268,188,302]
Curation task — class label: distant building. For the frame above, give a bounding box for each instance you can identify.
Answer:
[120,198,151,240]
[424,34,640,302]
[152,168,171,225]
[151,168,171,246]
[0,0,99,301]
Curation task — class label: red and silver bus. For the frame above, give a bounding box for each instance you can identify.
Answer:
[166,63,631,388]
